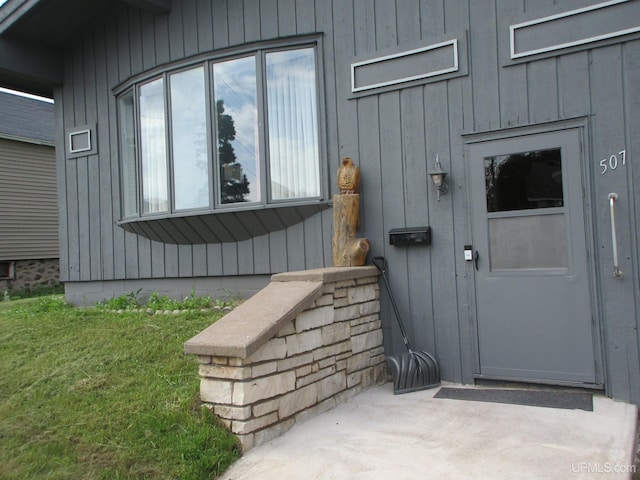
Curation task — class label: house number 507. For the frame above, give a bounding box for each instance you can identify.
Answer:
[600,149,626,175]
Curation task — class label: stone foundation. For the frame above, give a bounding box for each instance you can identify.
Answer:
[0,258,60,294]
[184,267,386,451]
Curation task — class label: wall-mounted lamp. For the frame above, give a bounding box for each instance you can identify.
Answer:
[429,155,448,201]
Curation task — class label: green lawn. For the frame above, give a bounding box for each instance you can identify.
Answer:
[0,294,240,479]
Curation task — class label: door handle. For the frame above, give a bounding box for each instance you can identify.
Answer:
[474,251,479,271]
[608,193,624,279]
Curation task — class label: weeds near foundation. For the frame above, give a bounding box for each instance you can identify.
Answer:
[0,294,240,479]
[96,288,236,313]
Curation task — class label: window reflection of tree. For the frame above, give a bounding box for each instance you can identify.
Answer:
[484,149,563,213]
[217,99,251,203]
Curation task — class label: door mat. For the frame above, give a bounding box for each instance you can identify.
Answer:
[434,387,593,411]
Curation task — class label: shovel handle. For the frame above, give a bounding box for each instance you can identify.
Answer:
[372,256,414,352]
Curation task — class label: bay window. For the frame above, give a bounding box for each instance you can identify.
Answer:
[118,41,323,230]
[139,78,168,213]
[212,56,259,204]
[118,91,138,217]
[170,66,210,211]
[266,49,320,200]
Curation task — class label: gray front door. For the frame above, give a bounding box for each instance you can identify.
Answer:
[469,128,599,385]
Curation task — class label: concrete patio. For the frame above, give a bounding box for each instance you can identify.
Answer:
[220,382,637,480]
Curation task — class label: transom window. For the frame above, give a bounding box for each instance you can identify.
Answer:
[118,43,322,219]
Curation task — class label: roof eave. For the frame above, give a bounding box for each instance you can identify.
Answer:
[0,0,43,36]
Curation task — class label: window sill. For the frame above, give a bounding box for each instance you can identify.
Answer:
[117,200,331,244]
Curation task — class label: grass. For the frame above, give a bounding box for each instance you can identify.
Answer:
[0,294,240,479]
[2,284,64,302]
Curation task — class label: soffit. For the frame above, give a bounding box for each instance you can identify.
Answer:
[0,0,170,47]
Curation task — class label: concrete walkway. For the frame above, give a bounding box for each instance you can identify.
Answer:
[221,383,637,480]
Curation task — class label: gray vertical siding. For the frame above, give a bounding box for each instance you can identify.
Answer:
[56,0,640,402]
[59,0,337,287]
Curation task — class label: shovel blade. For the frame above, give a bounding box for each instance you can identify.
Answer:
[387,350,440,394]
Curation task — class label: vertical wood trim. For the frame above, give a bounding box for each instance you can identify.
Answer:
[590,44,638,400]
[278,0,297,36]
[207,243,223,276]
[286,223,305,271]
[164,244,178,277]
[178,244,194,277]
[154,11,171,66]
[243,0,261,44]
[330,0,357,166]
[527,58,559,123]
[138,237,152,277]
[222,243,239,275]
[296,0,315,33]
[260,0,279,40]
[469,0,500,131]
[425,81,460,380]
[420,0,445,38]
[169,2,185,61]
[183,0,200,57]
[353,0,376,55]
[95,27,115,280]
[303,213,323,269]
[141,10,157,71]
[623,39,640,403]
[196,0,214,53]
[65,49,79,281]
[237,239,255,275]
[252,235,271,273]
[107,15,127,280]
[227,0,245,45]
[212,0,230,49]
[496,0,528,127]
[84,37,103,281]
[117,8,132,83]
[151,241,166,278]
[268,230,288,273]
[397,0,420,45]
[54,88,69,280]
[129,8,144,75]
[557,52,591,118]
[374,0,397,50]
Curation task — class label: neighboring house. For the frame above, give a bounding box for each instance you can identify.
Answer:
[1,0,639,405]
[0,90,58,294]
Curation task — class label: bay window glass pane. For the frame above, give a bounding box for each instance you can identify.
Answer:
[266,48,320,200]
[140,78,168,213]
[118,91,138,217]
[170,67,210,210]
[213,56,259,204]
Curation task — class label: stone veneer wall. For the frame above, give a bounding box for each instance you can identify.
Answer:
[0,258,60,294]
[184,266,386,452]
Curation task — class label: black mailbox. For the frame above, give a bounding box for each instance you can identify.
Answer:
[388,226,431,246]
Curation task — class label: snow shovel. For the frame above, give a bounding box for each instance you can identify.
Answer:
[373,256,440,394]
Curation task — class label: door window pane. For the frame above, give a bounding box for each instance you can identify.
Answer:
[488,213,568,270]
[266,48,320,200]
[170,67,210,210]
[213,56,259,204]
[485,148,563,213]
[140,78,168,213]
[118,91,138,217]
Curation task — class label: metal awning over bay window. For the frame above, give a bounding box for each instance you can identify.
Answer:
[116,38,329,244]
